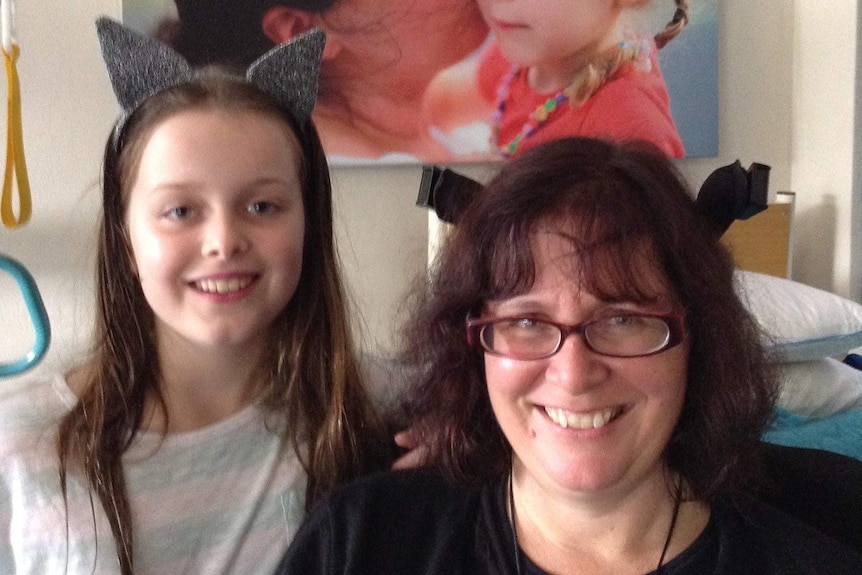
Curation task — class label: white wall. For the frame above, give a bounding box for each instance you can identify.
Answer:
[789,1,858,297]
[1,0,121,380]
[1,1,859,383]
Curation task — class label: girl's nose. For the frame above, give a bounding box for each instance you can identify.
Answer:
[202,213,249,259]
[544,333,608,393]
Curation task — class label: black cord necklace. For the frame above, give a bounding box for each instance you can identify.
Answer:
[507,469,682,575]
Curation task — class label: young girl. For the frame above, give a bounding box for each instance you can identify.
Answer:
[0,18,389,574]
[424,0,689,159]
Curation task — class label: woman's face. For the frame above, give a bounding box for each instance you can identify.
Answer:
[483,227,688,500]
[125,108,305,355]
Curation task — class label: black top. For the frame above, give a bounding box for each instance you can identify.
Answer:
[753,442,862,553]
[276,445,862,575]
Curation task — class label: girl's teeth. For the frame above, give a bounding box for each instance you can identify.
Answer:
[196,277,251,294]
[544,406,619,429]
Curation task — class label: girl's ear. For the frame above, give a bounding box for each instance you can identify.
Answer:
[261,7,342,61]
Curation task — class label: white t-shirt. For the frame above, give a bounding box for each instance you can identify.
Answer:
[0,373,306,574]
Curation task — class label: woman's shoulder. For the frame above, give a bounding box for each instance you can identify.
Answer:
[318,467,482,515]
[712,493,862,573]
[277,468,493,575]
[744,443,862,555]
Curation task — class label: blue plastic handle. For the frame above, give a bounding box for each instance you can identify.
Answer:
[0,254,50,377]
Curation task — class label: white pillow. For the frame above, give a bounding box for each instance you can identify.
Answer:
[735,271,862,362]
[776,357,862,417]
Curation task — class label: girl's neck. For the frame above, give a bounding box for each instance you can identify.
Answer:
[511,468,709,575]
[147,334,267,433]
[527,29,626,94]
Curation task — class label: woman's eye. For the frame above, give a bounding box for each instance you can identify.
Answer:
[602,315,648,332]
[502,318,547,334]
[496,318,554,341]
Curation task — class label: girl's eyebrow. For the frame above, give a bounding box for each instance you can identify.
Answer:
[147,176,295,194]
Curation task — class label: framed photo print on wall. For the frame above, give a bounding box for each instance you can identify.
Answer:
[124,0,718,166]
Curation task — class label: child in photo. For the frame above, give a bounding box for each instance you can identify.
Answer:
[424,0,689,159]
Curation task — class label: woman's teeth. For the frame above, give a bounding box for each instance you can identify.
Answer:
[544,406,620,429]
[195,277,252,294]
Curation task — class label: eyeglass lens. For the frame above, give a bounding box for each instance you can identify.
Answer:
[480,316,673,358]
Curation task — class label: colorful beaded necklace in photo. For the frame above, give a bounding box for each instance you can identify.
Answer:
[490,69,569,159]
[490,37,651,159]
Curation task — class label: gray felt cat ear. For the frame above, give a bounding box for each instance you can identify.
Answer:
[96,16,192,116]
[96,16,324,131]
[246,28,325,126]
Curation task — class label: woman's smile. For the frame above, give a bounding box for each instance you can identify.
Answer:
[542,404,623,430]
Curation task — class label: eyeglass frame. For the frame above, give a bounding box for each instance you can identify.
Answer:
[465,312,687,360]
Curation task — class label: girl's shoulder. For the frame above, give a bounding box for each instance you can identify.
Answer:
[477,41,512,102]
[0,371,76,417]
[0,372,75,456]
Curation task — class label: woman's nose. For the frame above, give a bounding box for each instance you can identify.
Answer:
[544,333,608,393]
[202,213,249,259]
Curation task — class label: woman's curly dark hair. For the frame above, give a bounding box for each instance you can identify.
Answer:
[401,137,778,503]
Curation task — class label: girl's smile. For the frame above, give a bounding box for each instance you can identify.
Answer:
[126,108,306,352]
[477,0,627,80]
[190,272,258,300]
[489,18,529,31]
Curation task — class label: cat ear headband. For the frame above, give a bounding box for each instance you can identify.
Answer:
[95,16,324,141]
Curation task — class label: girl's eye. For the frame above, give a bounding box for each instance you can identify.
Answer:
[163,206,191,219]
[249,201,279,215]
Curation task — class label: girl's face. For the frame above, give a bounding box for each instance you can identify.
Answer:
[125,109,305,354]
[477,0,627,68]
[483,228,688,500]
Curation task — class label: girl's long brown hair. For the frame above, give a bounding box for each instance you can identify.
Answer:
[57,70,389,574]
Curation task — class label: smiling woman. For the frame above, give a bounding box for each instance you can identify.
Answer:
[479,228,691,503]
[276,137,862,575]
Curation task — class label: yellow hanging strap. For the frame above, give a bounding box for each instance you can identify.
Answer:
[1,40,30,228]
